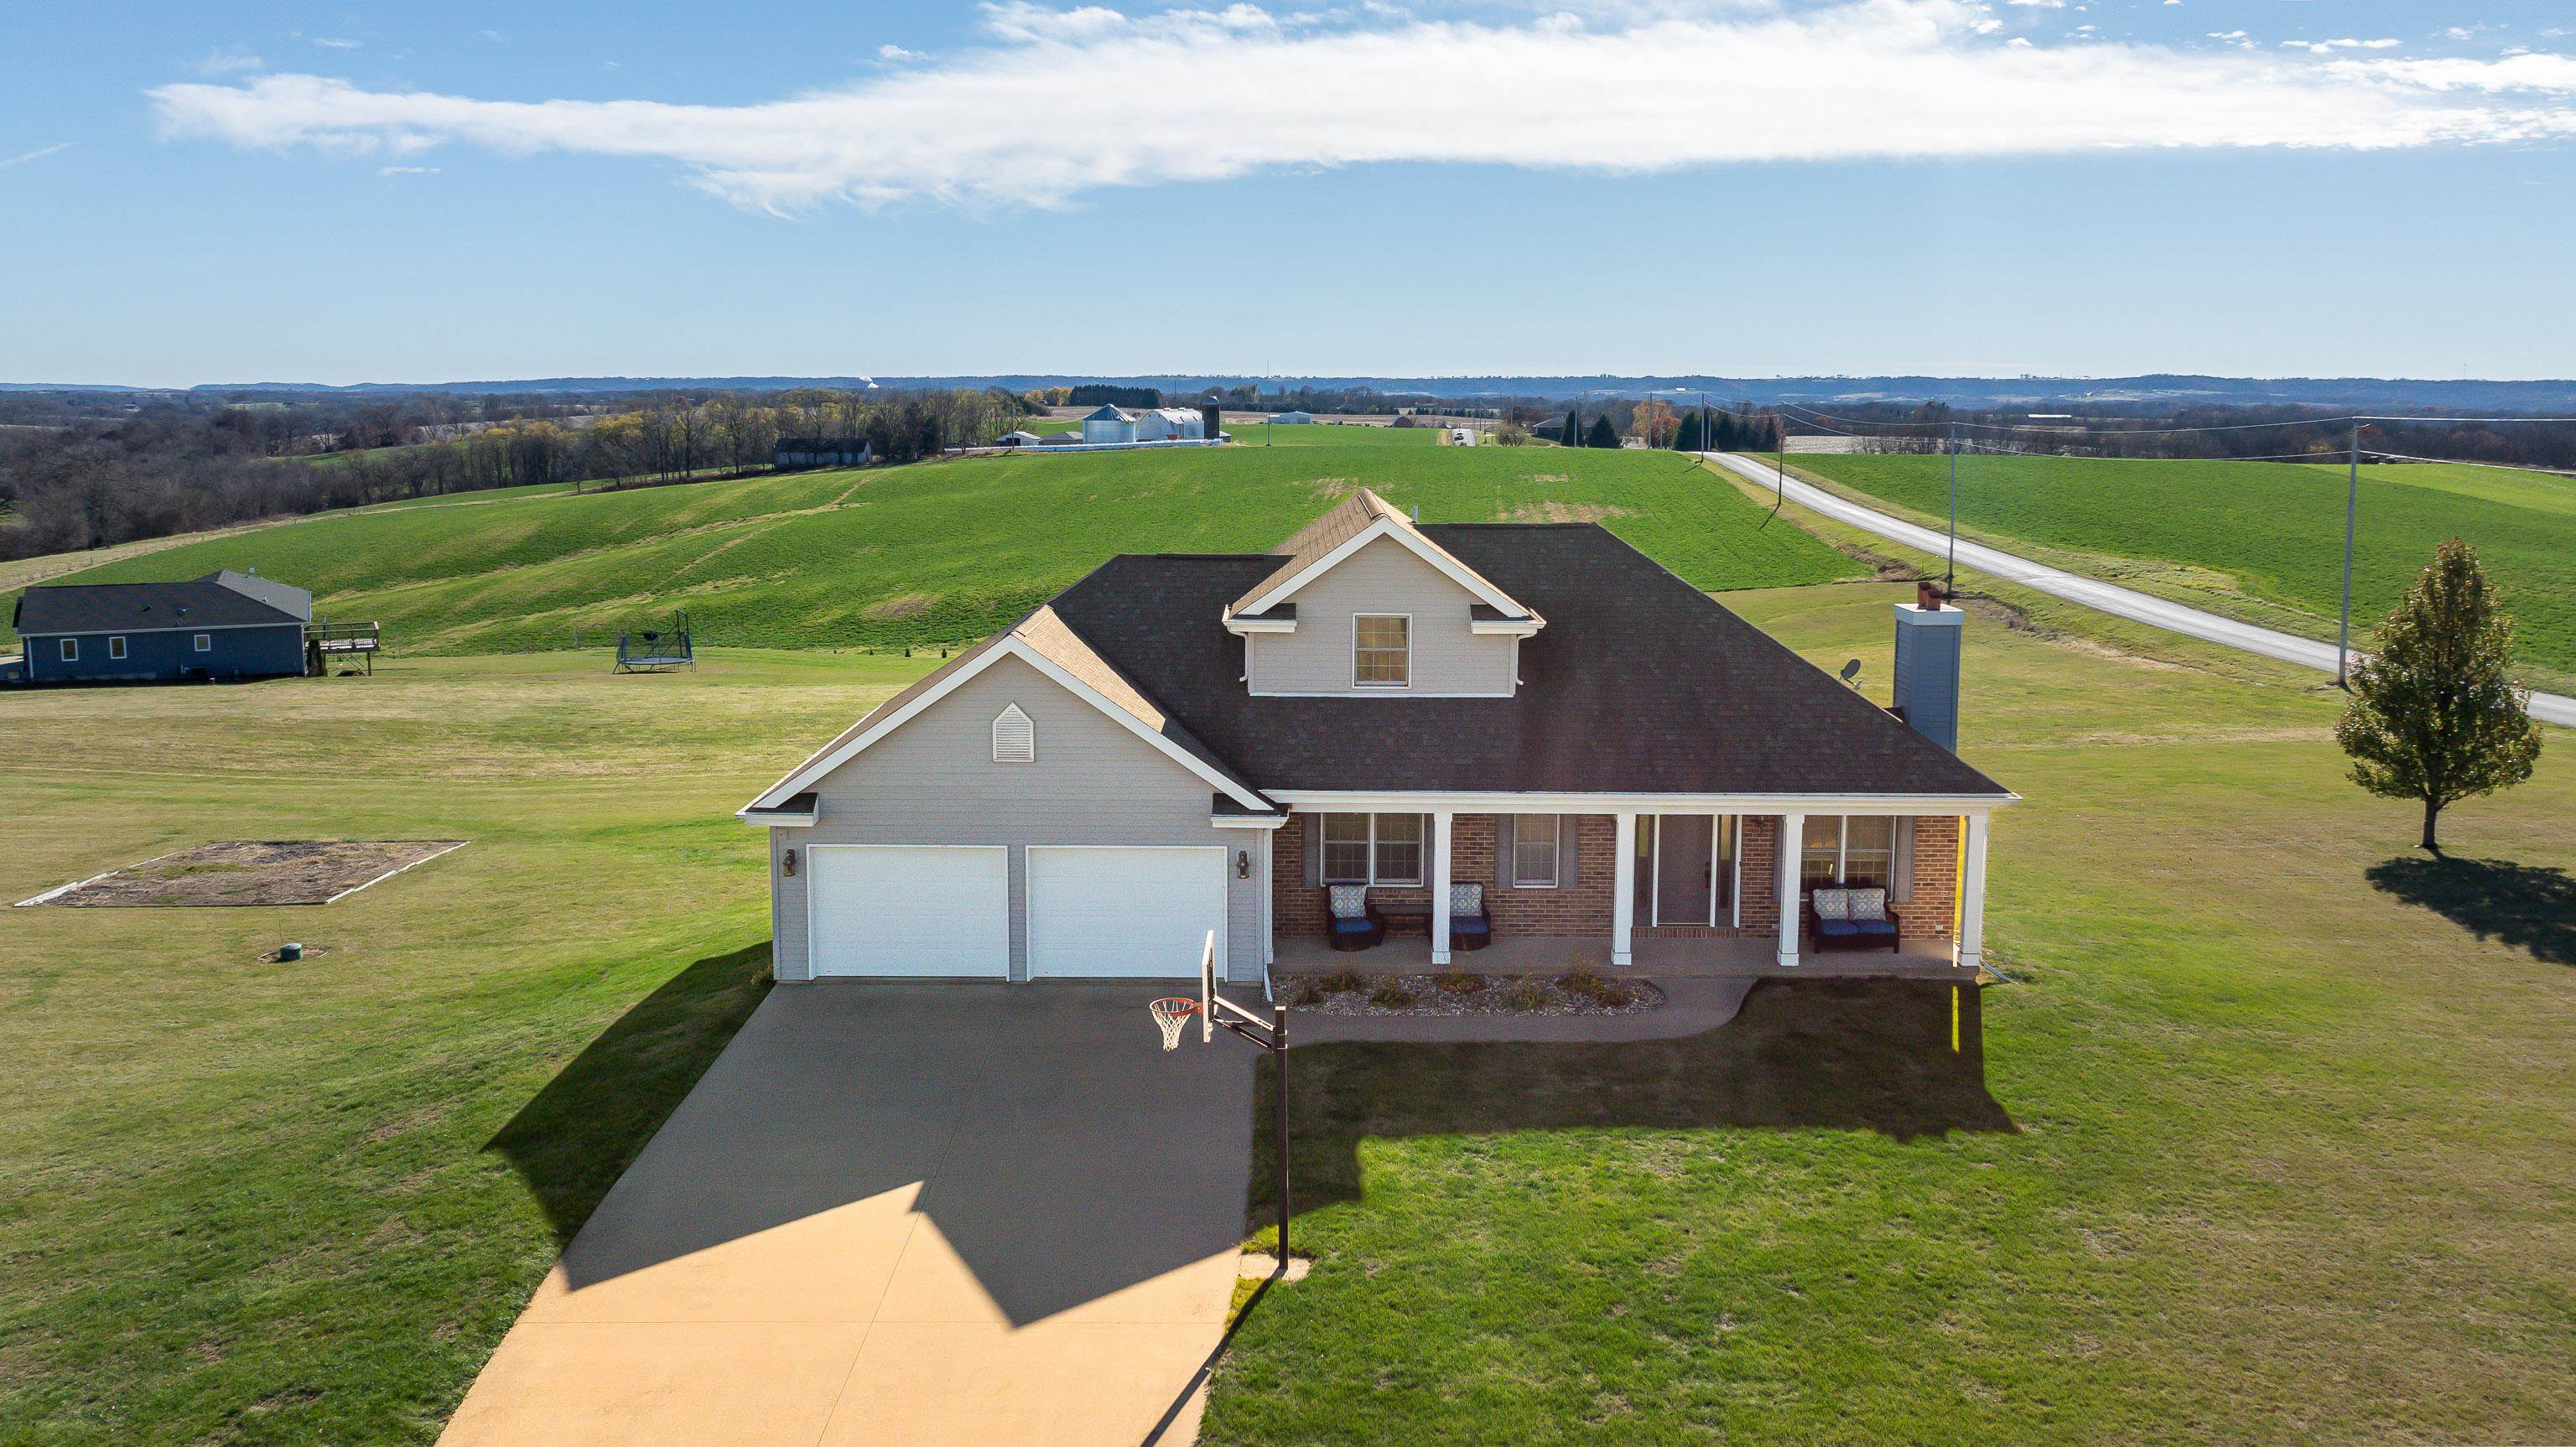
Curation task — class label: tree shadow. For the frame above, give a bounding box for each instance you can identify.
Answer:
[486,941,774,1246]
[1253,978,2015,1222]
[2365,855,2576,966]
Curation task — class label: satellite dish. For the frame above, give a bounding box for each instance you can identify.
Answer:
[1839,659,1863,687]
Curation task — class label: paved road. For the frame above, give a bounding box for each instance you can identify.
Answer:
[443,983,1251,1447]
[1706,452,2576,729]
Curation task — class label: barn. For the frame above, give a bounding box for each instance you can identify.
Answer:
[11,571,312,685]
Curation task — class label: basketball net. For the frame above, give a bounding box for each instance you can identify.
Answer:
[1148,997,1201,1051]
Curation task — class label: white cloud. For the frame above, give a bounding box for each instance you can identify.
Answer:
[312,37,363,50]
[148,0,2576,214]
[879,43,928,60]
[0,142,74,169]
[2283,37,2399,55]
[2006,0,2064,8]
[192,47,268,75]
[378,163,439,175]
[979,1,1133,42]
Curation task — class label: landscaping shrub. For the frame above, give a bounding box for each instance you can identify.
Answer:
[1431,969,1486,995]
[1500,980,1550,1012]
[1291,979,1327,1008]
[1368,984,1418,1010]
[1319,970,1365,994]
[1558,966,1631,1008]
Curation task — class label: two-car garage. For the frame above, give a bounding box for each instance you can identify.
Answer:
[805,844,1228,980]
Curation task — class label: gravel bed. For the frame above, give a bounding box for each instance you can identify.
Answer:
[1279,972,1667,1018]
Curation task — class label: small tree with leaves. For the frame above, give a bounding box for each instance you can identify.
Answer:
[2334,538,2542,850]
[1586,414,1621,449]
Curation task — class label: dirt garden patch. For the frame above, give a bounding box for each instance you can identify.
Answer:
[19,841,468,908]
[1281,968,1667,1018]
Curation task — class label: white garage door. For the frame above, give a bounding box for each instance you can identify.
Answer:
[1027,846,1227,979]
[808,845,1009,978]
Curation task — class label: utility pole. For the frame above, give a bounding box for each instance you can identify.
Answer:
[1775,409,1786,506]
[1946,418,1959,591]
[1700,391,1710,457]
[2338,419,2359,687]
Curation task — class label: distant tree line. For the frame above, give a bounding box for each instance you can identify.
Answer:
[0,386,1021,561]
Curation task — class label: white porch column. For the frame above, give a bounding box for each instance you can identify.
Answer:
[1957,812,1990,973]
[1430,809,1455,967]
[1611,811,1638,967]
[1775,812,1804,968]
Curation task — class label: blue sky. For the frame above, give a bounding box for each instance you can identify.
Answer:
[5,0,2574,386]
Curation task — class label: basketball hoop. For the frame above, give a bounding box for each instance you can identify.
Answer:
[1148,997,1201,1051]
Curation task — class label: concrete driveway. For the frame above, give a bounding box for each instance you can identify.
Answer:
[442,982,1254,1447]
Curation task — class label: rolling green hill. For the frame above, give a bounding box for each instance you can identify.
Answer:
[1790,453,2576,680]
[7,440,1860,655]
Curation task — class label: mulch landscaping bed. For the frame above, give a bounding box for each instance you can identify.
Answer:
[1280,970,1667,1018]
[22,840,467,908]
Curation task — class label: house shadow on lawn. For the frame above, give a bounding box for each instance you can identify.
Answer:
[1254,978,2015,1221]
[486,941,774,1246]
[2366,854,2576,966]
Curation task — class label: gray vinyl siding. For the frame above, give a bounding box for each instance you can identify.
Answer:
[23,623,303,684]
[1247,536,1515,696]
[769,829,810,983]
[773,652,1266,983]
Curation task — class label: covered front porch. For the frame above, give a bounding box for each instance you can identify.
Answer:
[1267,800,1997,978]
[1272,931,1979,980]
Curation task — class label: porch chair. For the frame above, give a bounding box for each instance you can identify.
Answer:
[1448,883,1492,952]
[1322,884,1385,951]
[1805,884,1903,953]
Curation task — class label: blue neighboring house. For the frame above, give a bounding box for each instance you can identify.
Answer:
[9,570,312,685]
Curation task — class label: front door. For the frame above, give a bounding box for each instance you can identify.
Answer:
[1653,816,1716,926]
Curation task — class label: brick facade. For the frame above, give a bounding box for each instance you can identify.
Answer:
[1274,811,1961,947]
[1273,812,1618,940]
[1900,815,1961,941]
[1740,815,1780,935]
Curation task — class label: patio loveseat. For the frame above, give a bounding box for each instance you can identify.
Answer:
[1804,884,1903,953]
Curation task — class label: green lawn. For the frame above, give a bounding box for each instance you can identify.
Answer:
[5,441,1857,654]
[0,651,920,1445]
[1201,580,2576,1445]
[6,499,2572,1443]
[1787,452,2576,687]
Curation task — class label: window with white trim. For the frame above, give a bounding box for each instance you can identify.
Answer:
[59,638,78,662]
[1511,814,1561,887]
[108,635,127,661]
[1321,812,1423,885]
[1800,815,1895,890]
[193,633,211,652]
[1352,614,1410,687]
[990,703,1035,763]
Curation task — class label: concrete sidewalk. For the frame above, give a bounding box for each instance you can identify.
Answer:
[442,983,1253,1447]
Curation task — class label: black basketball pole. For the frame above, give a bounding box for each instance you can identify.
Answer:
[1271,1004,1290,1264]
[1216,1000,1292,1269]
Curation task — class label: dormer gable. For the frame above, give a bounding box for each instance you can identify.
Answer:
[1222,490,1542,636]
[1225,491,1540,698]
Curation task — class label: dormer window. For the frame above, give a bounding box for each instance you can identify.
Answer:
[991,703,1035,763]
[1353,615,1410,688]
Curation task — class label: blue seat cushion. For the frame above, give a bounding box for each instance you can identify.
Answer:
[1849,918,1898,936]
[1817,919,1862,938]
[1331,917,1378,936]
[1452,916,1490,936]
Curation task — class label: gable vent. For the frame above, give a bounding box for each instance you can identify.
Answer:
[992,703,1036,763]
